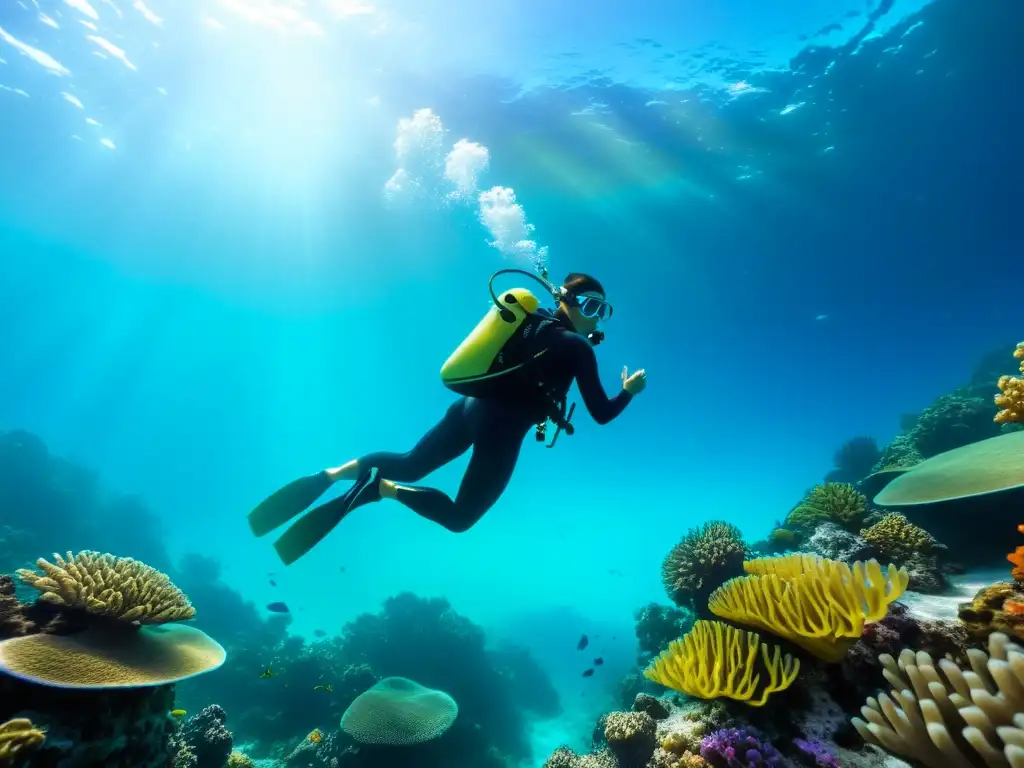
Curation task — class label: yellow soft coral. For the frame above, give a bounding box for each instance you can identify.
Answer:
[643,620,799,706]
[709,554,909,663]
[995,342,1024,424]
[0,718,45,760]
[17,551,195,625]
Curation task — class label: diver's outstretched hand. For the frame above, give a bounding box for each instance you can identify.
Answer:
[622,366,647,395]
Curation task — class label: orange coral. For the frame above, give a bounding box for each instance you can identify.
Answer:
[1004,600,1024,618]
[994,342,1024,424]
[1010,524,1024,581]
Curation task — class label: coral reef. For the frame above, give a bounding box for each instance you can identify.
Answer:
[785,483,868,534]
[0,552,224,689]
[0,560,206,767]
[859,513,948,593]
[699,727,783,767]
[661,522,748,612]
[634,603,694,665]
[995,342,1024,424]
[174,705,233,768]
[604,711,658,767]
[957,581,1024,643]
[872,433,924,473]
[708,554,909,662]
[860,513,937,564]
[853,632,1024,767]
[644,620,799,706]
[825,436,882,485]
[633,693,670,720]
[805,522,874,564]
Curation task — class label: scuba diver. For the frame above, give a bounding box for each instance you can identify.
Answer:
[247,270,647,566]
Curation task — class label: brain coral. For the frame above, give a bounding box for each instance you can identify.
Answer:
[661,521,748,610]
[340,677,458,746]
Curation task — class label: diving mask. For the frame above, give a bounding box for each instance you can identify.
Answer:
[575,294,613,321]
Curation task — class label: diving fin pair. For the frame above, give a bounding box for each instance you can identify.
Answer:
[247,468,381,566]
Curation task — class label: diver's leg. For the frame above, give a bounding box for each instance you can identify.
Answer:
[326,398,473,484]
[382,403,526,532]
[269,399,473,565]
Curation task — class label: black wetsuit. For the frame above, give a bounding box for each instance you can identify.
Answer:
[357,311,633,532]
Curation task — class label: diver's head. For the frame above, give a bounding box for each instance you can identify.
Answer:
[557,272,613,335]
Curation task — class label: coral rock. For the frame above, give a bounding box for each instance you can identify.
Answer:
[806,523,875,564]
[603,711,657,768]
[633,692,670,720]
[957,580,1024,642]
[177,705,233,768]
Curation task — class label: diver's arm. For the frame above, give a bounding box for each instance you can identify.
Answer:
[568,335,633,425]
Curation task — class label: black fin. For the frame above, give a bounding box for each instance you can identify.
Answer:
[247,472,333,538]
[271,469,380,566]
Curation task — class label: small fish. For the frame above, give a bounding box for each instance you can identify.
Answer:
[269,579,277,587]
[313,683,333,693]
[339,566,346,573]
[266,601,289,613]
[259,666,275,679]
[815,314,829,321]
[170,709,187,718]
[582,668,594,677]
[577,634,589,651]
[594,657,604,666]
[313,629,326,638]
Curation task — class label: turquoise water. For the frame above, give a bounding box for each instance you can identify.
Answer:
[1,0,1021,763]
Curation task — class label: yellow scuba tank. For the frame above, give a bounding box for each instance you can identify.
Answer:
[441,268,558,398]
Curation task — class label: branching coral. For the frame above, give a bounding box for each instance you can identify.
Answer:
[661,522,749,610]
[785,483,868,533]
[995,342,1024,425]
[1010,525,1024,582]
[0,717,45,761]
[643,620,799,706]
[852,631,1024,768]
[16,551,195,625]
[708,554,909,662]
[860,512,938,564]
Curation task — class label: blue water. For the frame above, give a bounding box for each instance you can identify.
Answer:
[0,0,1021,761]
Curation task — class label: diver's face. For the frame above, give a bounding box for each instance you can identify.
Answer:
[566,291,605,335]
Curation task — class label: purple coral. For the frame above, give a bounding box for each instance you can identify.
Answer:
[793,738,840,767]
[700,728,783,768]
